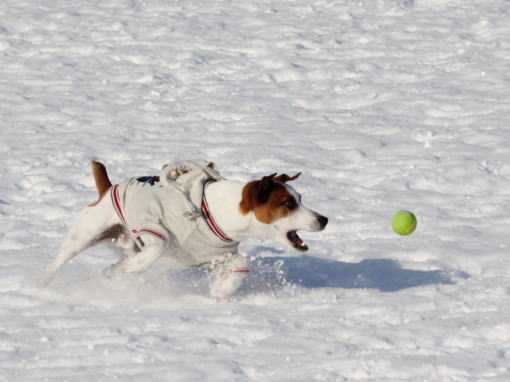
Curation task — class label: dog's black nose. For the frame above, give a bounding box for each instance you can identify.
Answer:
[317,215,328,229]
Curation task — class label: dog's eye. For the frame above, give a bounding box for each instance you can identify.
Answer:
[282,198,298,210]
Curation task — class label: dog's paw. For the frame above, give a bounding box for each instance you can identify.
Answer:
[209,271,246,299]
[122,255,152,273]
[103,261,123,278]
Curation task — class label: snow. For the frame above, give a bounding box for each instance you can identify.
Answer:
[1,0,510,380]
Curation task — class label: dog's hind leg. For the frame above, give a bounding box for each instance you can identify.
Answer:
[121,234,166,274]
[41,195,119,285]
[103,227,139,278]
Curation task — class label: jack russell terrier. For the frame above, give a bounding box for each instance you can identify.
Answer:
[42,160,328,298]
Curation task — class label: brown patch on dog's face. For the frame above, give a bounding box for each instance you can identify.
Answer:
[239,175,299,224]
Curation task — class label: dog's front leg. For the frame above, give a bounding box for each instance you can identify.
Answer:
[122,235,166,273]
[209,254,250,299]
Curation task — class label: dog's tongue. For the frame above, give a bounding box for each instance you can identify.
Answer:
[287,230,308,251]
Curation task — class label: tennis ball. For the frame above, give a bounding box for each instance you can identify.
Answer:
[391,210,417,236]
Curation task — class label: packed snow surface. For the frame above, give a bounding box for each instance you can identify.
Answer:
[1,0,510,380]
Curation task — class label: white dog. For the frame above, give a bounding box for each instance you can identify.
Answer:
[42,160,328,298]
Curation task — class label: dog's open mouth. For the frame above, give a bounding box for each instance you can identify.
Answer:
[287,230,308,251]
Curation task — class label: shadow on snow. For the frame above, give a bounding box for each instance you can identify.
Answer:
[244,255,464,293]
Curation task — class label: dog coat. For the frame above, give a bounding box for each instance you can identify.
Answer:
[110,160,239,266]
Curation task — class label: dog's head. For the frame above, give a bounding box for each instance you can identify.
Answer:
[239,173,328,251]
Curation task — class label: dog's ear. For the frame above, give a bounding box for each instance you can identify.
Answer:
[274,172,301,183]
[240,174,278,214]
[262,173,277,181]
[256,175,277,204]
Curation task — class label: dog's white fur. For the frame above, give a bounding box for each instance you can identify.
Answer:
[42,164,328,298]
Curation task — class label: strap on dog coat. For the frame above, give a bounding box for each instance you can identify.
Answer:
[201,180,233,243]
[110,184,165,249]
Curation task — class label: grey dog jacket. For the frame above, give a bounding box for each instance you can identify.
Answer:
[110,160,239,266]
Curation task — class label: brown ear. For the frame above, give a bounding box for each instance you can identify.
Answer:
[262,173,277,181]
[239,175,279,214]
[256,177,276,204]
[240,181,258,214]
[274,172,301,183]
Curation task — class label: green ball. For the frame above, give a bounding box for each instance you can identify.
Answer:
[391,210,417,236]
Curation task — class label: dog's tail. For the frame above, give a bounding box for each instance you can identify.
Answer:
[89,161,112,206]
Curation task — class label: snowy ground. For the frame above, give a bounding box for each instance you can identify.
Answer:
[1,0,510,380]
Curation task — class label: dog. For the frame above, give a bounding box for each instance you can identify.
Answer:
[42,160,328,298]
